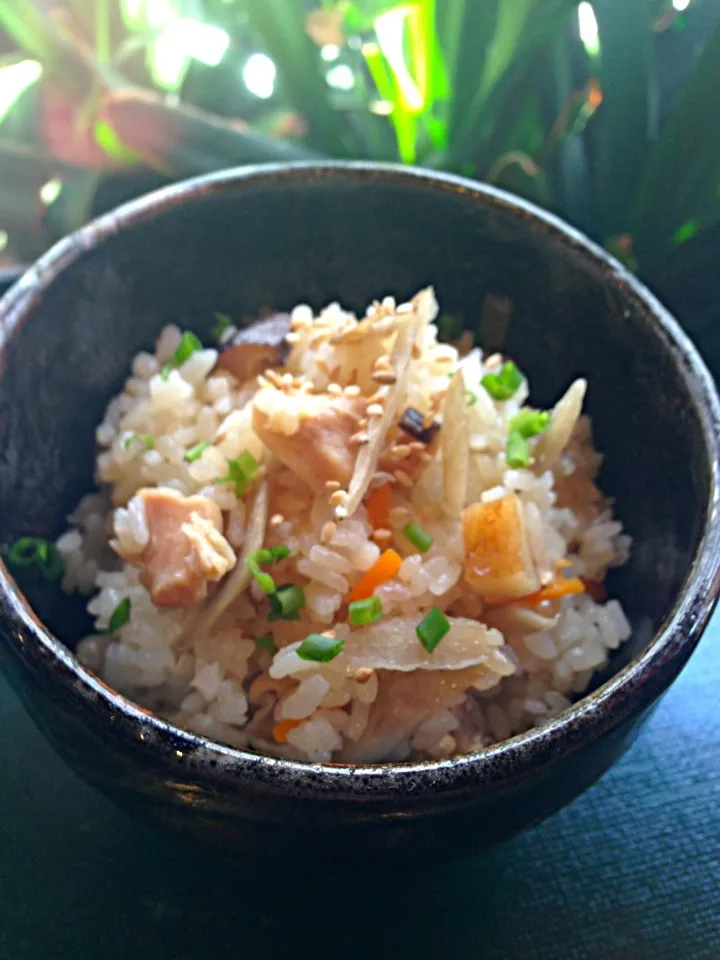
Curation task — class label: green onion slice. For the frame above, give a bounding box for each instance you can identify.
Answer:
[123,433,155,451]
[108,597,131,632]
[297,633,345,663]
[402,521,434,553]
[7,537,65,583]
[509,408,550,439]
[481,361,525,401]
[268,584,306,621]
[216,450,259,497]
[505,408,550,468]
[184,441,210,463]
[416,606,450,653]
[246,545,291,595]
[506,430,530,469]
[246,550,276,595]
[212,313,232,343]
[349,596,383,626]
[254,634,276,655]
[171,331,203,367]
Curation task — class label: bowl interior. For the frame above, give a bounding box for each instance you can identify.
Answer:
[0,167,711,687]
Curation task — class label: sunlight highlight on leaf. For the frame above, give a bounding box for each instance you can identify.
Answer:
[374,6,424,113]
[0,59,41,124]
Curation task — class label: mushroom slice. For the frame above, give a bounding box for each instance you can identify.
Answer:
[216,313,291,384]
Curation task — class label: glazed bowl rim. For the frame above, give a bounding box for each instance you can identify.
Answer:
[1,160,719,800]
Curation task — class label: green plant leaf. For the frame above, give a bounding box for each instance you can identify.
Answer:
[628,21,720,262]
[448,0,576,170]
[234,0,351,157]
[100,88,317,176]
[444,0,498,148]
[0,0,92,94]
[592,0,658,238]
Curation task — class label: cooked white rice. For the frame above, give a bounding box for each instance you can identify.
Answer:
[60,288,631,763]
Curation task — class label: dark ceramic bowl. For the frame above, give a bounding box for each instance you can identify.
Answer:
[1,163,719,861]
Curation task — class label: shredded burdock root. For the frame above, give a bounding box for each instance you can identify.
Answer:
[343,287,438,519]
[534,378,587,472]
[442,371,469,517]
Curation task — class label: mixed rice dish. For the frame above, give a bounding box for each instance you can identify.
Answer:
[11,288,632,763]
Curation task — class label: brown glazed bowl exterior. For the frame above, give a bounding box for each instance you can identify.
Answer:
[0,163,718,861]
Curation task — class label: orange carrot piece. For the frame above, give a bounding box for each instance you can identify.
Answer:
[349,548,403,602]
[273,718,303,744]
[366,483,392,530]
[509,577,586,607]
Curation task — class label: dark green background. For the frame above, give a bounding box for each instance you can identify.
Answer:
[1,616,718,959]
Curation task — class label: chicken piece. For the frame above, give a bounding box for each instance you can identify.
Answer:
[339,666,490,763]
[252,389,365,493]
[461,492,540,603]
[216,313,291,385]
[123,488,236,607]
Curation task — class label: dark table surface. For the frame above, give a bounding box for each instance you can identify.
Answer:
[1,614,718,960]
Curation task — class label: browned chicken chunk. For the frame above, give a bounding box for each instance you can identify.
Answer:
[125,488,236,607]
[252,389,366,493]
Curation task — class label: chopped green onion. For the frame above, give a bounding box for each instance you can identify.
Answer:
[349,596,383,626]
[246,549,276,595]
[297,633,345,663]
[170,331,203,367]
[482,361,525,401]
[108,597,131,632]
[505,408,550,469]
[41,544,65,582]
[509,408,550,439]
[506,430,530,468]
[8,537,47,568]
[216,449,259,497]
[465,390,478,407]
[123,433,155,451]
[254,634,276,655]
[7,537,64,583]
[402,522,434,553]
[160,365,171,381]
[268,584,306,621]
[184,441,210,463]
[212,313,232,343]
[246,543,291,594]
[416,606,450,653]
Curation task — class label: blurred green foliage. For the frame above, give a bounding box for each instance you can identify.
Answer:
[0,0,716,347]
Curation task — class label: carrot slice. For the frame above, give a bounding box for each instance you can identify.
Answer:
[366,483,392,530]
[349,548,403,602]
[273,718,304,744]
[509,577,586,607]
